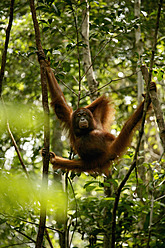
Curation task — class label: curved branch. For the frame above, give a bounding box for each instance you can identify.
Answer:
[7,122,29,177]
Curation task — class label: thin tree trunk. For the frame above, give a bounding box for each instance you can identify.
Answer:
[134,0,143,103]
[29,0,50,247]
[141,65,165,153]
[134,0,146,206]
[81,0,98,101]
[141,0,165,152]
[0,0,15,96]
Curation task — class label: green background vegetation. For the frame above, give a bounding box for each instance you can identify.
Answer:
[0,0,165,247]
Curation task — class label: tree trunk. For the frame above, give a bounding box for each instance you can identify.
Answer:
[81,0,98,101]
[134,0,146,202]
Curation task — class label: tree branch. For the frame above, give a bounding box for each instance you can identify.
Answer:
[81,0,98,100]
[69,1,82,108]
[141,65,165,151]
[111,1,163,247]
[0,0,15,96]
[7,122,29,177]
[141,1,165,152]
[29,0,50,247]
[80,69,141,100]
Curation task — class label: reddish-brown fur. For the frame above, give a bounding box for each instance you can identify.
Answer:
[45,61,156,174]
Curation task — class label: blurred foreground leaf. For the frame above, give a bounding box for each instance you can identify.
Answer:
[0,102,44,135]
[0,174,66,216]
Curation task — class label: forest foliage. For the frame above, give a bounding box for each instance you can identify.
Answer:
[0,0,165,247]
